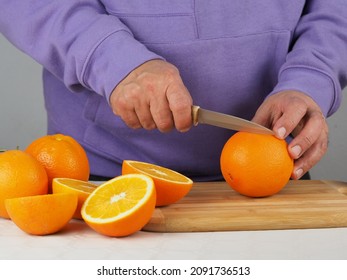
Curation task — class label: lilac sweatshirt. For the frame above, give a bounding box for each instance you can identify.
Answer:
[1,0,347,181]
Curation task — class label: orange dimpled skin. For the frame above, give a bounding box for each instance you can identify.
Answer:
[25,134,90,192]
[0,150,48,218]
[220,132,294,197]
[5,193,77,235]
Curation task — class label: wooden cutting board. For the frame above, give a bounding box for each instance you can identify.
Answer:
[143,180,347,232]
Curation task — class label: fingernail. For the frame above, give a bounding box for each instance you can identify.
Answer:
[295,168,304,179]
[179,128,190,133]
[277,127,286,139]
[291,145,302,158]
[178,125,191,133]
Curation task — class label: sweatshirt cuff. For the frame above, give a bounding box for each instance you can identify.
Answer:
[269,67,337,116]
[82,30,164,103]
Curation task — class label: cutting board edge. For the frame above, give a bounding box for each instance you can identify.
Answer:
[142,223,347,233]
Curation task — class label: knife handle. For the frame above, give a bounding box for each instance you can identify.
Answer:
[191,105,200,126]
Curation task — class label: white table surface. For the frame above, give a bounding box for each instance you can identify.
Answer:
[1,217,347,260]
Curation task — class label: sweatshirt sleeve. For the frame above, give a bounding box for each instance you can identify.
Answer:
[270,0,347,117]
[0,0,163,101]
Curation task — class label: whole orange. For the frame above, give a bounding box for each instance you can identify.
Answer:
[220,132,294,197]
[25,134,90,192]
[0,150,48,218]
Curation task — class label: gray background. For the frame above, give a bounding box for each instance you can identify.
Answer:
[1,35,346,181]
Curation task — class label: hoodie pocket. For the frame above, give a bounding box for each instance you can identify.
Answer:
[102,0,197,43]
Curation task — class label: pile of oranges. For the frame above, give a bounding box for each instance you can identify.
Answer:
[0,131,293,237]
[0,134,193,237]
[0,134,91,235]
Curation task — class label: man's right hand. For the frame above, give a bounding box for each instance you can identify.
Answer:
[110,59,193,133]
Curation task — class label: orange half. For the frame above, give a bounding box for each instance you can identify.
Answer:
[52,178,98,219]
[122,160,193,206]
[5,193,77,235]
[81,174,156,237]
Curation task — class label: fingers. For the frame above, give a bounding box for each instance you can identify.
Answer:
[110,60,192,132]
[111,83,155,130]
[148,65,192,132]
[253,90,329,180]
[287,110,326,159]
[289,111,328,179]
[166,83,193,132]
[251,102,277,129]
[290,128,328,179]
[271,94,308,139]
[272,96,328,179]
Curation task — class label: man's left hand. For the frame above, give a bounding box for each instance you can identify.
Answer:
[252,90,329,179]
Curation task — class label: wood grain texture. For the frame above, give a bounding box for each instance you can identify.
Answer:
[143,180,347,232]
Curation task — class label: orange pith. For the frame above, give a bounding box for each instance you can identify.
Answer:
[122,160,193,206]
[0,150,48,218]
[52,178,98,219]
[25,134,90,193]
[81,174,156,237]
[5,193,77,235]
[220,132,294,197]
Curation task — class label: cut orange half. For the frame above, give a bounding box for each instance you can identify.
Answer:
[5,193,77,235]
[81,174,156,237]
[52,178,98,219]
[122,160,193,206]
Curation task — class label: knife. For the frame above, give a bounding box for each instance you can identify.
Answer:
[192,105,274,135]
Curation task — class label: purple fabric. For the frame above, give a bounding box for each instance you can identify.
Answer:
[1,0,347,180]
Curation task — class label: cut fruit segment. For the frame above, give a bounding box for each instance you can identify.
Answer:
[5,193,77,235]
[81,174,156,237]
[0,150,48,218]
[52,178,98,219]
[122,160,193,206]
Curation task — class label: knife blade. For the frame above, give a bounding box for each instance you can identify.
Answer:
[192,105,274,135]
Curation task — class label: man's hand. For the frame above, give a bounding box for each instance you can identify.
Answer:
[252,90,329,179]
[110,59,193,133]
